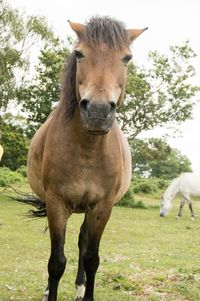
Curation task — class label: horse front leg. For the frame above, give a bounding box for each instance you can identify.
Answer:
[41,195,70,301]
[177,199,185,218]
[77,204,112,301]
[75,217,88,301]
[184,195,195,219]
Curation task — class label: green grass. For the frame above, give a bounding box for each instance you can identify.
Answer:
[0,186,200,301]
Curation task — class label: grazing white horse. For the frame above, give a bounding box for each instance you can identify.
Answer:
[0,144,3,161]
[160,173,200,218]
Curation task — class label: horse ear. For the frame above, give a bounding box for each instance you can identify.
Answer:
[68,20,86,37]
[127,27,148,43]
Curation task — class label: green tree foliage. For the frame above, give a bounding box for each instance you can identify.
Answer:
[118,41,200,138]
[0,0,55,110]
[0,119,28,170]
[19,43,70,136]
[131,138,192,179]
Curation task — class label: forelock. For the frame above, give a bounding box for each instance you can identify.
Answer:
[83,16,129,51]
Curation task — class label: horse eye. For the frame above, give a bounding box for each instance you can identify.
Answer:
[122,54,132,65]
[74,50,84,60]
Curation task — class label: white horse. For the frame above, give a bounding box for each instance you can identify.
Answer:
[160,173,200,218]
[0,144,3,161]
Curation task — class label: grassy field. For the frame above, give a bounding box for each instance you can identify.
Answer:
[0,184,200,301]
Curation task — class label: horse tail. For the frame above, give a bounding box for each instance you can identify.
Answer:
[27,197,47,218]
[10,193,47,217]
[0,186,47,217]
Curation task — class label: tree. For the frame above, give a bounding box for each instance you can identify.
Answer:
[0,0,55,111]
[118,41,200,138]
[0,1,70,169]
[18,42,70,136]
[131,138,192,179]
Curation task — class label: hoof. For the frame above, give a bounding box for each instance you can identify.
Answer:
[41,290,49,301]
[75,284,85,301]
[175,216,180,219]
[191,217,195,221]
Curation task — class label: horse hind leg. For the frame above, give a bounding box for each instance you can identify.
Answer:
[187,199,195,219]
[183,194,195,219]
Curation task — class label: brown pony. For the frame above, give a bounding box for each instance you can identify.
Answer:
[27,16,147,301]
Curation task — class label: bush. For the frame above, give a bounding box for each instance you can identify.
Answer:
[116,190,147,209]
[132,177,168,194]
[16,166,27,177]
[0,121,28,170]
[0,167,26,187]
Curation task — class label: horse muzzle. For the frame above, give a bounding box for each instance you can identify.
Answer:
[160,213,166,217]
[79,99,116,134]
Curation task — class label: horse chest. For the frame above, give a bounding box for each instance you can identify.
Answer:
[42,126,126,210]
[58,162,120,210]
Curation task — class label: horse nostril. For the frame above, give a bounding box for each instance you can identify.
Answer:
[109,101,116,111]
[80,99,89,111]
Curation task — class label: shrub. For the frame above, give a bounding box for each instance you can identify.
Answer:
[116,189,147,209]
[157,178,167,189]
[0,121,28,170]
[133,181,157,193]
[16,165,27,177]
[0,167,26,187]
[132,177,168,194]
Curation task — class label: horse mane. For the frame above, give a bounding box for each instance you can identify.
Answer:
[84,16,129,51]
[58,16,129,120]
[163,176,181,199]
[59,52,77,120]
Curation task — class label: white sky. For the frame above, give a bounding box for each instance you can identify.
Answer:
[8,0,200,172]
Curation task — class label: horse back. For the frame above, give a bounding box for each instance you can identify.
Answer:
[179,173,200,196]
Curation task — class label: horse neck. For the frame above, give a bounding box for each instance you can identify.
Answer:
[163,178,180,202]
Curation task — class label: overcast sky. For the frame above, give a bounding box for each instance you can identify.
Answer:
[8,0,200,172]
